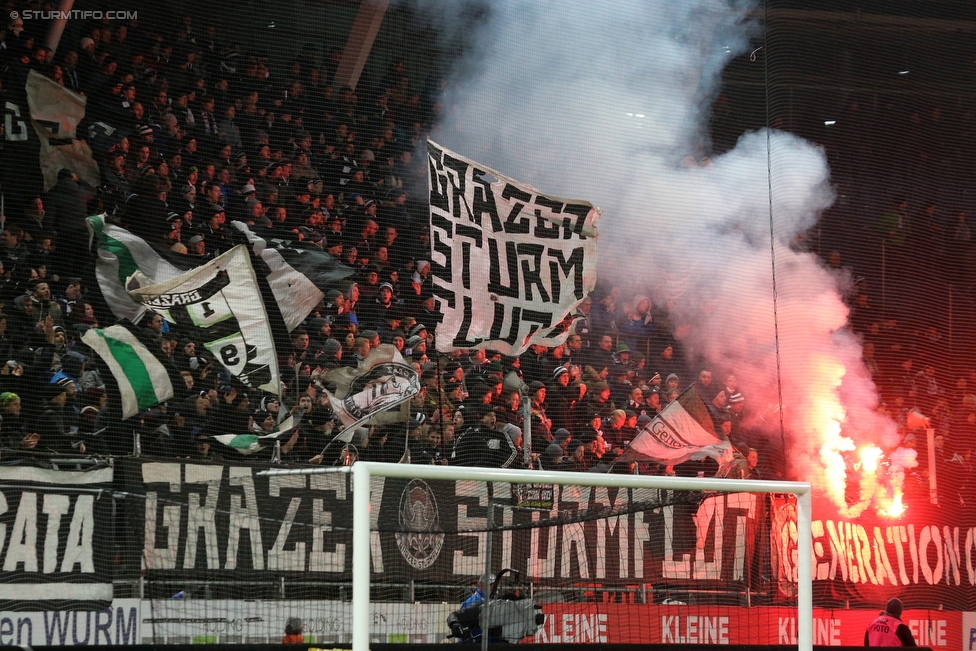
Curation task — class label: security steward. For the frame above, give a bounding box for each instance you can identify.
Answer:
[865,598,916,646]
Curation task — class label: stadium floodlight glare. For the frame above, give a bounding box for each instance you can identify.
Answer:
[306,462,812,651]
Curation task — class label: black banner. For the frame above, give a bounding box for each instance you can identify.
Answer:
[121,459,764,587]
[0,466,115,611]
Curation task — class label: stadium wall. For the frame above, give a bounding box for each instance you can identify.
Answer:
[0,600,968,647]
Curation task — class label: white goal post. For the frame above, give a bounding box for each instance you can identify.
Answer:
[263,462,812,651]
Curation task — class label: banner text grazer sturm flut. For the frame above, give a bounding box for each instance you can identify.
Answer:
[124,459,763,585]
[0,466,115,611]
[427,140,599,355]
[118,459,976,609]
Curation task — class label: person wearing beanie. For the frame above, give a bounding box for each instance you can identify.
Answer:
[318,338,344,369]
[563,439,588,472]
[548,367,583,432]
[541,441,565,470]
[282,617,304,644]
[37,383,81,454]
[865,598,914,646]
[645,388,663,415]
[584,380,613,419]
[0,392,32,450]
[406,334,426,355]
[501,422,523,450]
[323,289,346,317]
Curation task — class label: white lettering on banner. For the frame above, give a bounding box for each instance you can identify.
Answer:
[0,601,139,646]
[3,491,38,571]
[534,613,608,643]
[559,485,589,579]
[593,486,628,579]
[661,615,729,644]
[267,474,306,572]
[777,617,840,646]
[660,494,755,580]
[453,480,486,575]
[142,462,181,570]
[369,476,385,573]
[42,495,69,574]
[908,619,946,647]
[310,474,346,573]
[141,464,369,574]
[729,492,755,581]
[779,515,975,588]
[226,467,264,570]
[183,464,221,570]
[969,528,976,585]
[0,491,96,574]
[633,508,650,579]
[693,496,724,580]
[60,495,95,573]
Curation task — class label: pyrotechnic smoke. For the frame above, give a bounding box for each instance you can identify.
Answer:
[430,0,910,511]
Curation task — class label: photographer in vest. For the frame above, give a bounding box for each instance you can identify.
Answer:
[865,598,916,646]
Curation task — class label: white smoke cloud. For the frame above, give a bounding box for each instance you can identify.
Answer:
[430,0,901,497]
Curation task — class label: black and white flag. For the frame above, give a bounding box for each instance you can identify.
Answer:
[324,344,420,433]
[128,246,281,395]
[427,140,599,355]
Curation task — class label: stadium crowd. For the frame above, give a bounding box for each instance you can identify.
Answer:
[0,12,970,499]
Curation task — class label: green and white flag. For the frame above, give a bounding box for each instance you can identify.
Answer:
[87,214,185,323]
[619,386,733,467]
[81,323,174,420]
[212,415,298,455]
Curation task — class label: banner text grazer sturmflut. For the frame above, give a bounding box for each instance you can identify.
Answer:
[427,140,599,355]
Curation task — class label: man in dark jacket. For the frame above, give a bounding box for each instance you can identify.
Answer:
[38,382,83,454]
[47,171,97,263]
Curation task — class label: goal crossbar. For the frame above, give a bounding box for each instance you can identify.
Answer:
[261,462,813,651]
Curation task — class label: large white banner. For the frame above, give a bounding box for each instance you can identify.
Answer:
[427,140,599,354]
[26,69,100,191]
[129,246,281,395]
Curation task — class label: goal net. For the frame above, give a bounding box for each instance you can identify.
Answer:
[108,458,812,647]
[348,461,813,649]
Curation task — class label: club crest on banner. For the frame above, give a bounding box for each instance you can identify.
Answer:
[395,479,445,570]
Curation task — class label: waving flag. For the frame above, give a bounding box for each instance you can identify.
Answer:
[427,139,600,355]
[618,386,733,467]
[128,246,281,395]
[81,322,175,419]
[26,69,100,191]
[212,414,299,455]
[230,221,355,331]
[324,345,420,432]
[88,214,187,323]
